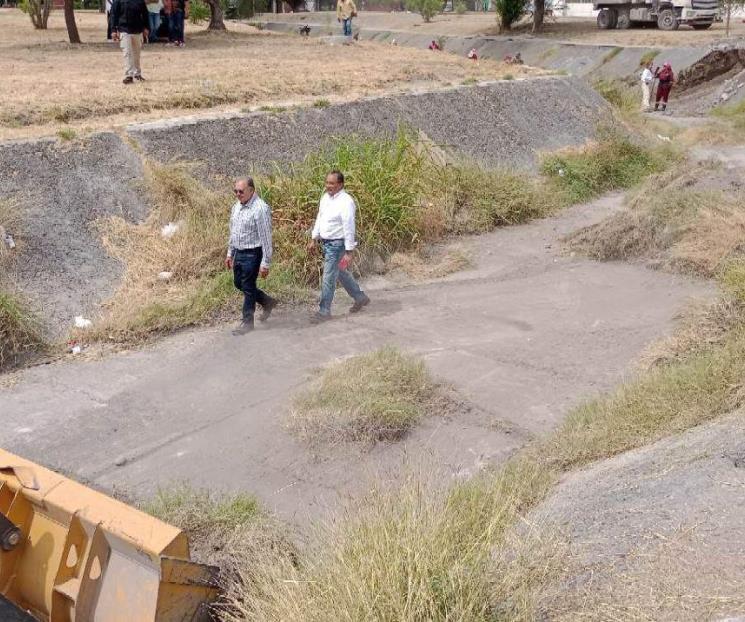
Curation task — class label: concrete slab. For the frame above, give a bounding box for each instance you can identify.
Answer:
[0,194,711,522]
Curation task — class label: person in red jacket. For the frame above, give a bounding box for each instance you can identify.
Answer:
[654,62,675,112]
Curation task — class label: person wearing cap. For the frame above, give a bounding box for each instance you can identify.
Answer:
[640,60,654,112]
[654,62,675,112]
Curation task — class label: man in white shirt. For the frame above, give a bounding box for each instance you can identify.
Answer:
[307,170,370,322]
[640,60,654,112]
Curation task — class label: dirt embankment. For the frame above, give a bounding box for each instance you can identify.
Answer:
[0,78,608,339]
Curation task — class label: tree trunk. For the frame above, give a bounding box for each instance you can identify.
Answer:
[64,0,82,43]
[29,0,51,29]
[206,0,226,29]
[726,3,731,36]
[532,0,545,32]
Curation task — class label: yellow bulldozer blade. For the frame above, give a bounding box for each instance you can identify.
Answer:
[0,449,219,621]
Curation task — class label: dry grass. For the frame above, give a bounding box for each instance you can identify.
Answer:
[289,346,438,445]
[89,132,564,343]
[387,246,472,279]
[0,9,536,140]
[566,165,745,277]
[222,460,556,622]
[88,162,239,342]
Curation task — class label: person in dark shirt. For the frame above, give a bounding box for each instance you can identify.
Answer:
[164,0,189,47]
[110,0,149,84]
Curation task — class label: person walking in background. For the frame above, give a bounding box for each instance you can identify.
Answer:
[110,0,149,84]
[106,0,114,40]
[225,178,277,336]
[165,0,188,47]
[306,170,370,322]
[336,0,357,37]
[640,59,654,112]
[146,0,162,42]
[654,62,674,112]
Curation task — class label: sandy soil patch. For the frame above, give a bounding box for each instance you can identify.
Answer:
[0,8,534,140]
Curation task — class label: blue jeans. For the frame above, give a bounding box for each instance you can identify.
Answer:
[319,240,364,316]
[148,12,161,42]
[342,17,352,36]
[233,248,271,322]
[169,9,184,43]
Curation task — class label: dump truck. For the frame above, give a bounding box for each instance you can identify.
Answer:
[594,0,718,30]
[0,450,219,621]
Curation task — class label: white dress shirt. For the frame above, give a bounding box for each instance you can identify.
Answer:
[311,189,357,251]
[641,68,654,84]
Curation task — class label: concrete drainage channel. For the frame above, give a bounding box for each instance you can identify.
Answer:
[252,19,730,82]
[1,77,608,339]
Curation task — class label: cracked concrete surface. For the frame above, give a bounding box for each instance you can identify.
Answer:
[0,193,710,522]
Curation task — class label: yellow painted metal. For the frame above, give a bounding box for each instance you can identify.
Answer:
[0,449,218,621]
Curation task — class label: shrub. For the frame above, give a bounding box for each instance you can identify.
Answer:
[455,0,467,14]
[404,0,442,22]
[189,0,211,24]
[494,0,524,31]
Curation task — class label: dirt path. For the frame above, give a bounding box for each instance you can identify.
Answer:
[0,194,709,522]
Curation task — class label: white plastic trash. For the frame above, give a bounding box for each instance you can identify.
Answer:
[74,316,92,329]
[157,271,174,281]
[161,222,180,239]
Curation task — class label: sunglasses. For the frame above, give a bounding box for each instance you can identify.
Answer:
[234,188,246,195]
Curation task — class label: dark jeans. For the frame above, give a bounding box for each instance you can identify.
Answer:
[233,248,270,323]
[107,11,112,40]
[169,9,184,43]
[342,17,352,36]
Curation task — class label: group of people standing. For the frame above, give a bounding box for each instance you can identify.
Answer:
[107,0,189,83]
[226,171,370,335]
[640,60,675,113]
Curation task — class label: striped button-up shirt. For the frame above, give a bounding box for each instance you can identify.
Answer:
[227,192,273,268]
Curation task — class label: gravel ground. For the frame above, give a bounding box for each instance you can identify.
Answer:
[0,133,148,338]
[130,77,608,178]
[535,411,745,620]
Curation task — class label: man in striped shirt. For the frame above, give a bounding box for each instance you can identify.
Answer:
[225,178,276,335]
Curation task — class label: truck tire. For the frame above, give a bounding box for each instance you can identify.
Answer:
[657,8,679,30]
[597,8,617,29]
[616,10,631,28]
[692,22,712,29]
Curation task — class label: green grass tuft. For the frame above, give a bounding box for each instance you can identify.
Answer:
[541,130,674,204]
[313,99,331,109]
[0,290,44,370]
[56,127,76,141]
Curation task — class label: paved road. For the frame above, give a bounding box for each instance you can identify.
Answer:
[0,194,709,522]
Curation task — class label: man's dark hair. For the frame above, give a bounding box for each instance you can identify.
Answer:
[329,170,344,184]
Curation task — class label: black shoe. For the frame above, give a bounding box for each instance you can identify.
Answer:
[350,295,370,313]
[259,298,277,322]
[123,76,134,84]
[310,312,332,324]
[134,75,146,81]
[232,321,254,336]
